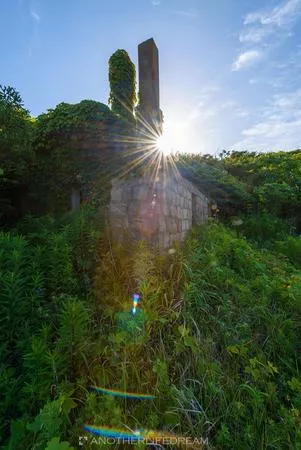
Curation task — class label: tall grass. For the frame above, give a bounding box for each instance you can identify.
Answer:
[2,213,300,449]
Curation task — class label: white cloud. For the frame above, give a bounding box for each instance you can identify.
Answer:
[188,104,217,121]
[244,0,301,27]
[234,118,301,151]
[232,88,301,151]
[220,100,237,109]
[235,109,249,118]
[240,0,301,44]
[172,8,198,19]
[151,0,161,6]
[239,27,270,43]
[188,98,243,122]
[196,85,220,100]
[232,50,263,71]
[273,89,301,109]
[188,87,220,121]
[30,10,40,22]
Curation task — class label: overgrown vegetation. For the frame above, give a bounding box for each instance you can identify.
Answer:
[0,85,35,225]
[1,79,300,449]
[108,49,137,122]
[1,211,300,449]
[30,100,122,214]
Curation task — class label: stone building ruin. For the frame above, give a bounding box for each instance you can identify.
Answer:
[109,38,209,249]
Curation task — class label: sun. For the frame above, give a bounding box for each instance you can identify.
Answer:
[155,120,188,156]
[156,133,173,156]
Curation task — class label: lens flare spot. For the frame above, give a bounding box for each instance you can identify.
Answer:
[90,385,155,400]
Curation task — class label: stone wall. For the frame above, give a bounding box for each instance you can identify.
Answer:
[109,171,209,249]
[63,122,132,211]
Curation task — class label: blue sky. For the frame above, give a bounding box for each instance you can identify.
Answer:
[1,0,301,154]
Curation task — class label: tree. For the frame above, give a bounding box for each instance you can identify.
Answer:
[0,85,34,224]
[0,85,24,108]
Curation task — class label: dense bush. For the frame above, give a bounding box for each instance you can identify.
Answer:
[176,150,301,231]
[0,206,102,448]
[224,150,301,229]
[0,86,35,224]
[176,152,254,217]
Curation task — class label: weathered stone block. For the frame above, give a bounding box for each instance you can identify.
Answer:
[167,219,177,233]
[165,189,172,202]
[159,220,166,232]
[133,186,149,200]
[121,187,132,202]
[128,205,139,218]
[163,203,170,216]
[164,233,170,248]
[110,203,127,215]
[111,188,123,203]
[182,219,189,230]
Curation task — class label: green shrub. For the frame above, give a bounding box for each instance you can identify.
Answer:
[276,236,301,267]
[235,213,291,243]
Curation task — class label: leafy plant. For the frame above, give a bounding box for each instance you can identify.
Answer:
[0,85,35,224]
[108,49,137,121]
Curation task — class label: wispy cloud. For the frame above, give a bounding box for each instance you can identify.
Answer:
[244,0,301,27]
[151,0,161,6]
[234,118,301,151]
[235,109,249,118]
[239,27,270,43]
[27,1,41,58]
[188,102,216,121]
[188,94,244,122]
[188,85,220,121]
[30,10,40,22]
[233,88,301,151]
[233,0,301,75]
[240,0,301,43]
[232,50,263,71]
[172,8,198,19]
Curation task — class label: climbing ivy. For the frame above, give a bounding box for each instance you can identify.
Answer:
[34,100,117,149]
[30,100,122,214]
[108,49,137,122]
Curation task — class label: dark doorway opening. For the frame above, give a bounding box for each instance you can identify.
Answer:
[71,188,81,211]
